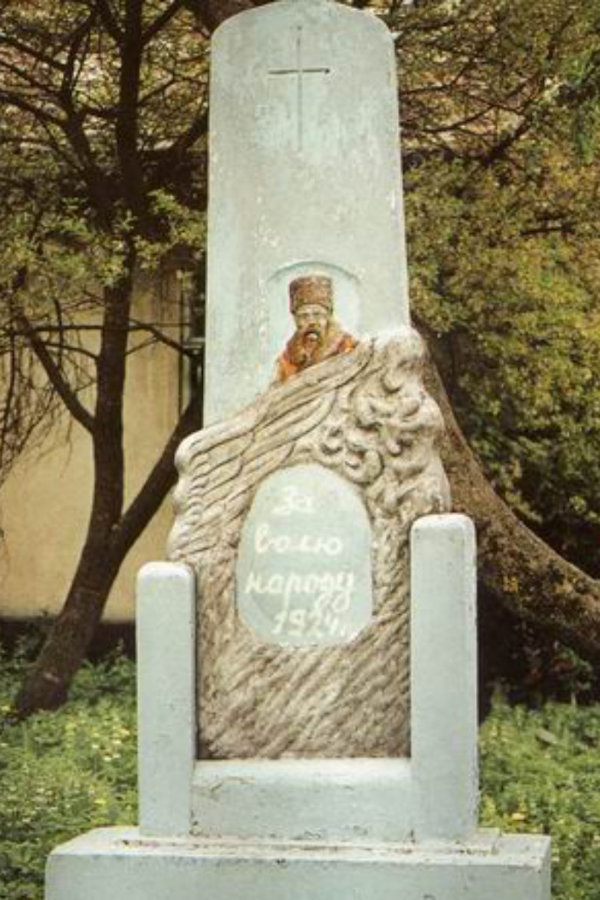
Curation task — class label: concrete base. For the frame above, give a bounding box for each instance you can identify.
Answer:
[46,827,550,900]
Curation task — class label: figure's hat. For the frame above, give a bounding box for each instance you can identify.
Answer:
[289,275,333,314]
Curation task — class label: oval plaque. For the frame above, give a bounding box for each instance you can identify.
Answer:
[236,464,372,647]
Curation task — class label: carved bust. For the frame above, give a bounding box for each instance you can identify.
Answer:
[275,275,357,382]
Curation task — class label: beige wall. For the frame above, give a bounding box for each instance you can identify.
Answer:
[0,272,185,622]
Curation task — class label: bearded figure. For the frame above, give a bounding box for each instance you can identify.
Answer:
[275,275,357,383]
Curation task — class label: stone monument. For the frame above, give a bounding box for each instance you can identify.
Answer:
[45,1,551,898]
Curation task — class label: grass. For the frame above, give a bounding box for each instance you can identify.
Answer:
[480,695,600,900]
[0,648,599,899]
[0,649,137,900]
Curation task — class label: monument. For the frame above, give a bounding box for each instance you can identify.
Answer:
[45,1,551,898]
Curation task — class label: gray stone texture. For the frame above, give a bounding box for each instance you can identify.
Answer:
[204,0,409,422]
[168,331,450,759]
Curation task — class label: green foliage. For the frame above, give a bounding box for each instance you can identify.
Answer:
[2,0,600,579]
[480,694,600,900]
[1,652,599,900]
[135,190,206,271]
[394,0,600,575]
[0,1,209,483]
[0,651,137,900]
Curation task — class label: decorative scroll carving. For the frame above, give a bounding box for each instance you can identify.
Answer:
[168,329,450,759]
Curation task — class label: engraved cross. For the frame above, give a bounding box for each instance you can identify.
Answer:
[268,25,331,151]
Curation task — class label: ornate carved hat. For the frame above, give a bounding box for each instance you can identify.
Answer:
[289,275,333,314]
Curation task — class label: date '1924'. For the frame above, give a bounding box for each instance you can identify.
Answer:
[236,465,373,648]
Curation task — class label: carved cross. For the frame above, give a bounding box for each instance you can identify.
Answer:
[268,25,331,151]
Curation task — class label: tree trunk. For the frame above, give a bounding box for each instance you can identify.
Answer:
[14,542,122,716]
[422,351,600,666]
[14,399,199,717]
[14,318,600,716]
[14,271,132,716]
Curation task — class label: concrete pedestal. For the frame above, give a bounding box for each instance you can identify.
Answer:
[46,827,550,900]
[44,517,551,900]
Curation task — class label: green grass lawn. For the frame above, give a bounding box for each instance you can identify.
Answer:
[0,650,599,900]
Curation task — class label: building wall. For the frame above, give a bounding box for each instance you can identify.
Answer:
[0,272,185,622]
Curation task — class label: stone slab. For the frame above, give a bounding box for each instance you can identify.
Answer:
[136,562,196,836]
[46,827,551,900]
[138,516,475,845]
[191,758,414,842]
[411,515,478,841]
[236,463,373,647]
[205,0,409,421]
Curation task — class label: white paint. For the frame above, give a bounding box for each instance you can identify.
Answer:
[192,758,414,842]
[46,827,551,900]
[133,517,478,847]
[236,463,372,647]
[136,562,196,836]
[411,514,479,840]
[45,516,550,900]
[254,523,344,556]
[204,0,409,422]
[184,516,478,843]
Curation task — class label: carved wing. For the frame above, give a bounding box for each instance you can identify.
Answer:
[167,330,450,760]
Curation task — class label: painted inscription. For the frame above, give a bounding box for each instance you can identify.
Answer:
[236,464,372,647]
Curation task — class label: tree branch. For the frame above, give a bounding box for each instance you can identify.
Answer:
[59,11,97,103]
[17,311,96,435]
[0,91,64,128]
[113,398,200,556]
[115,0,147,221]
[142,0,186,44]
[418,326,600,665]
[127,317,192,355]
[58,101,114,226]
[0,34,66,72]
[149,106,208,188]
[92,0,123,43]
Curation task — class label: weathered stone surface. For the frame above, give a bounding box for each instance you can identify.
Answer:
[46,827,551,900]
[204,0,409,422]
[168,329,450,759]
